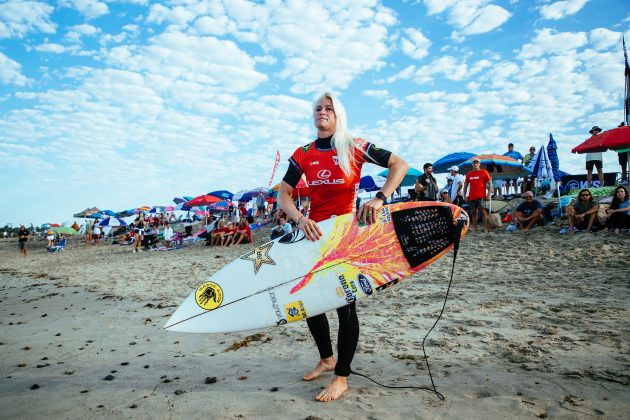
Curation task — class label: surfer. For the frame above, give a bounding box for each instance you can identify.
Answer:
[278,92,409,402]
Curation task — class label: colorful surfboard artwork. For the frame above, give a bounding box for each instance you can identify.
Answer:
[165,201,469,333]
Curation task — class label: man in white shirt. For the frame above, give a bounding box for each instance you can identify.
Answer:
[447,166,465,206]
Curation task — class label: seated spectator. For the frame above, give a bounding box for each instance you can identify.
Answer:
[210,221,227,246]
[232,219,252,245]
[566,189,600,234]
[221,222,237,246]
[513,191,544,232]
[271,216,293,240]
[142,225,159,249]
[605,185,630,234]
[438,188,452,204]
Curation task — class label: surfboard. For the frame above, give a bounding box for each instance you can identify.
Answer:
[165,201,469,333]
[485,199,509,213]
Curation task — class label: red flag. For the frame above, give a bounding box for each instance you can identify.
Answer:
[268,150,280,188]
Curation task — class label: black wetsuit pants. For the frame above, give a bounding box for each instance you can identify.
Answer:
[306,302,358,377]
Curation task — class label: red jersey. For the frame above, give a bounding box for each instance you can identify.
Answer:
[288,138,372,222]
[237,225,252,242]
[465,170,491,200]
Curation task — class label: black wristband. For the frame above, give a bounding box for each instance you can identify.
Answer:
[375,191,387,201]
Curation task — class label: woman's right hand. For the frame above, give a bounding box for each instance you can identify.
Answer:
[298,217,322,241]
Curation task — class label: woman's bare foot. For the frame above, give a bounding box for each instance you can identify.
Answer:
[303,357,335,381]
[315,375,348,402]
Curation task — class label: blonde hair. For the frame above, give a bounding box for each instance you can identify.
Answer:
[313,92,357,177]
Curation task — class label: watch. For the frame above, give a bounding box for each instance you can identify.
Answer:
[375,191,387,202]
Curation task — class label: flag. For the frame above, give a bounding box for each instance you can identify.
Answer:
[624,36,630,125]
[268,150,280,188]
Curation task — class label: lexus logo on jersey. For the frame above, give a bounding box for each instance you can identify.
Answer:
[317,169,331,179]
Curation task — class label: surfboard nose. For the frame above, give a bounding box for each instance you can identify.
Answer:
[163,292,199,331]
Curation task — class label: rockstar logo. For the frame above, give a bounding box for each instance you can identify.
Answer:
[240,242,276,274]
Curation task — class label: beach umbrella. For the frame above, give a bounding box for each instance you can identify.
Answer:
[173,197,185,204]
[117,209,135,217]
[101,210,117,217]
[87,212,104,219]
[183,196,193,201]
[359,175,387,192]
[53,226,78,235]
[269,177,310,199]
[175,203,191,211]
[185,194,222,207]
[233,187,270,202]
[378,167,422,187]
[99,217,127,227]
[73,207,100,218]
[459,154,532,179]
[165,205,175,211]
[432,152,476,173]
[207,190,234,200]
[41,223,51,228]
[529,145,554,196]
[571,125,630,154]
[547,134,563,215]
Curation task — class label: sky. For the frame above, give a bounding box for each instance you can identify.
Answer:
[1,0,629,226]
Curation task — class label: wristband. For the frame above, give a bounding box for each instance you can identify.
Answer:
[296,215,304,225]
[375,191,387,202]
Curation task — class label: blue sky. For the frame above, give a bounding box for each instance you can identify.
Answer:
[1,0,629,226]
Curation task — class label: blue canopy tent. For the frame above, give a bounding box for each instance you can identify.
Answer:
[377,167,422,188]
[359,175,386,192]
[432,152,476,173]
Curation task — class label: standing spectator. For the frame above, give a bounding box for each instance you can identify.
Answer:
[447,166,465,206]
[18,225,30,257]
[585,126,605,188]
[93,221,101,246]
[84,220,93,248]
[46,227,55,248]
[522,146,537,192]
[566,189,599,234]
[414,162,439,201]
[133,213,146,253]
[256,192,266,217]
[513,191,544,232]
[605,185,630,233]
[503,143,523,194]
[464,158,492,233]
[163,222,174,248]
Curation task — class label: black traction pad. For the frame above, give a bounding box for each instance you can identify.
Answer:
[392,205,455,269]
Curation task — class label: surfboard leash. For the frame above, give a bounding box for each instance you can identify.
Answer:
[351,218,466,401]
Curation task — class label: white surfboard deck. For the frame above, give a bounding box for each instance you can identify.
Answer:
[165,201,469,333]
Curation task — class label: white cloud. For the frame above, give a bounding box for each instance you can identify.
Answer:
[59,0,109,20]
[589,28,621,51]
[65,23,99,43]
[540,0,588,21]
[146,3,196,27]
[0,0,55,38]
[518,28,588,59]
[0,52,29,86]
[422,0,511,38]
[400,28,431,59]
[103,31,267,98]
[363,89,389,99]
[34,43,66,53]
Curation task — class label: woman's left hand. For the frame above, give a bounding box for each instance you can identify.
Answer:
[357,198,385,225]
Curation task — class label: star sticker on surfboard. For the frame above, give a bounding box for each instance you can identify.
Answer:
[240,242,276,274]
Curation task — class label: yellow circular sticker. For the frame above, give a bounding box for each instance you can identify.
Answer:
[195,282,224,311]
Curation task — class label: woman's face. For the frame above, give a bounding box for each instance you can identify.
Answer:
[313,97,336,134]
[616,188,628,200]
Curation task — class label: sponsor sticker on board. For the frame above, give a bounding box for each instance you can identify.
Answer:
[284,300,308,322]
[195,281,224,310]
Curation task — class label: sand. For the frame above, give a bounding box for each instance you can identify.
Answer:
[0,223,629,419]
